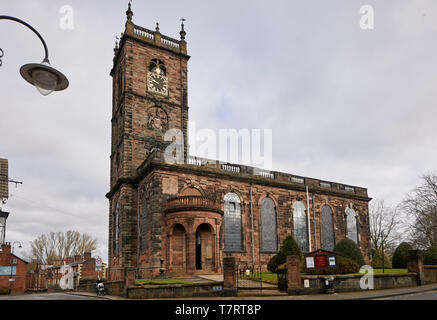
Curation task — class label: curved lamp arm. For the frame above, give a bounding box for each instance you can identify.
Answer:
[0,15,49,63]
[0,15,68,95]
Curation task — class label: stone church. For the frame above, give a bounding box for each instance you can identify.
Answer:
[107,4,371,280]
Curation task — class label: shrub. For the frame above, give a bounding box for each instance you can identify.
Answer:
[0,288,10,295]
[337,256,360,274]
[424,246,437,265]
[267,255,280,273]
[267,235,303,273]
[371,249,392,268]
[392,242,413,268]
[334,238,365,266]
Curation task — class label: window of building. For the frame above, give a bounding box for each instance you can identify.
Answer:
[260,197,278,252]
[346,206,358,244]
[292,200,309,252]
[118,66,124,99]
[113,202,120,256]
[149,59,166,75]
[224,192,243,252]
[321,205,335,251]
[140,192,148,253]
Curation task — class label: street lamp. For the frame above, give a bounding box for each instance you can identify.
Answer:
[0,211,9,245]
[0,15,69,96]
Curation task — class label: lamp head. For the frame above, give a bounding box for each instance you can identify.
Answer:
[19,59,69,96]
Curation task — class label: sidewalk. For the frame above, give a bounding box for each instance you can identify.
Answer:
[67,291,128,300]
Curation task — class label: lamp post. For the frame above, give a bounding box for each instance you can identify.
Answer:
[381,233,385,274]
[0,15,69,95]
[9,241,22,294]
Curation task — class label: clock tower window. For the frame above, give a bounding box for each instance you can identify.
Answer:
[149,59,166,75]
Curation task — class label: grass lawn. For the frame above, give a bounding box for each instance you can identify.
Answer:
[258,269,408,282]
[367,268,408,274]
[135,278,193,285]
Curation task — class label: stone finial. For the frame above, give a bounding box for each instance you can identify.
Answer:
[180,18,186,40]
[126,1,133,21]
[155,22,160,33]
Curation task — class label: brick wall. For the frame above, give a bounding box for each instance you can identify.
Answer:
[0,243,28,293]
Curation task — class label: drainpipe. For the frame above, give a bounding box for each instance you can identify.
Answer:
[312,193,317,250]
[136,188,140,279]
[250,184,255,267]
[306,186,312,252]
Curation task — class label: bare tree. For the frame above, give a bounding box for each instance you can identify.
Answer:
[29,230,98,265]
[402,173,437,249]
[369,199,401,255]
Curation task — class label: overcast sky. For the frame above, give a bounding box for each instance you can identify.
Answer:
[1,0,436,263]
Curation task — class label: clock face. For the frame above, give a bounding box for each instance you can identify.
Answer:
[147,72,168,95]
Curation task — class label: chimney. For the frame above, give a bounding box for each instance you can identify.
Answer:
[1,242,11,255]
[74,255,81,262]
[65,257,73,264]
[83,252,91,261]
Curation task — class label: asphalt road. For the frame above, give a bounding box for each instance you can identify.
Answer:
[0,293,102,300]
[376,290,437,300]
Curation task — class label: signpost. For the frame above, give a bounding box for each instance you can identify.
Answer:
[95,256,103,280]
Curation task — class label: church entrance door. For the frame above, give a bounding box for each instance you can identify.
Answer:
[195,224,214,271]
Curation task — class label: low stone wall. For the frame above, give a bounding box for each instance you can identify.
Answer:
[126,281,224,299]
[424,266,437,284]
[77,279,124,296]
[105,280,125,296]
[300,273,417,294]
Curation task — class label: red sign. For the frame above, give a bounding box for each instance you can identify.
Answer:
[315,255,328,268]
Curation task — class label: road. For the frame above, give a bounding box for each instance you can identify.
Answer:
[0,292,102,300]
[376,290,437,300]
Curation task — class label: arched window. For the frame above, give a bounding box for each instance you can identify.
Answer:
[113,202,120,256]
[140,193,148,253]
[346,206,358,244]
[118,66,124,98]
[292,200,309,252]
[224,192,242,252]
[321,205,335,251]
[149,59,166,76]
[261,197,278,252]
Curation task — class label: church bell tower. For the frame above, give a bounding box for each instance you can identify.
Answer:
[107,3,190,273]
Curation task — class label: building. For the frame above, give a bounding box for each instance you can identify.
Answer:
[106,4,372,280]
[0,242,28,294]
[46,252,106,290]
[26,263,50,290]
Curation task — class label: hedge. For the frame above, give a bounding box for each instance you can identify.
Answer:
[334,238,365,266]
[267,235,303,273]
[392,242,413,268]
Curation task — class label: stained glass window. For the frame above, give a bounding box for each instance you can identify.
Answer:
[346,207,358,244]
[224,192,243,252]
[292,200,309,252]
[261,197,278,252]
[321,205,335,251]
